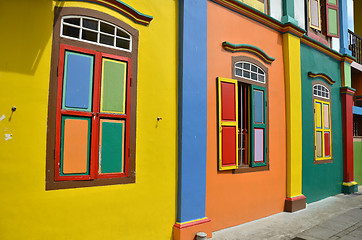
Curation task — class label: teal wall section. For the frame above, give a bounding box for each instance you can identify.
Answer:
[301,44,344,203]
[354,139,362,185]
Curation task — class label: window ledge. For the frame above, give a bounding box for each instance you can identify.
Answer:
[233,165,269,174]
[314,159,333,164]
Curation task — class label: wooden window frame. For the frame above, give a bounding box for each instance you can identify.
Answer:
[326,0,340,38]
[46,7,138,190]
[312,81,333,164]
[232,56,269,174]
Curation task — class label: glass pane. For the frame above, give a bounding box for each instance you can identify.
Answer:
[311,0,320,27]
[64,18,80,25]
[222,126,237,166]
[316,131,323,157]
[235,69,242,77]
[100,22,114,34]
[324,132,330,157]
[62,51,94,111]
[116,39,130,50]
[328,8,338,35]
[253,89,264,124]
[82,30,97,42]
[100,34,114,46]
[99,119,125,174]
[251,73,257,80]
[117,29,130,39]
[243,63,250,70]
[315,102,322,129]
[61,116,90,175]
[101,58,127,113]
[251,65,257,73]
[323,104,330,129]
[83,18,98,30]
[254,128,264,162]
[236,63,242,68]
[258,68,263,74]
[243,71,250,78]
[258,75,264,82]
[63,25,80,38]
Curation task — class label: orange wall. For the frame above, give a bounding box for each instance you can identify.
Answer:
[206,2,286,231]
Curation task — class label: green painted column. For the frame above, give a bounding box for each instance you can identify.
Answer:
[282,0,298,25]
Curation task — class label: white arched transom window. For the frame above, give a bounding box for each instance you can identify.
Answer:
[235,61,265,83]
[61,16,132,51]
[313,84,329,99]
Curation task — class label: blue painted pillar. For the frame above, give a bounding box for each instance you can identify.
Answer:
[340,0,352,55]
[177,0,208,225]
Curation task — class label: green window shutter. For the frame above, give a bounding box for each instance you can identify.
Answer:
[326,0,339,37]
[217,77,239,170]
[250,85,267,167]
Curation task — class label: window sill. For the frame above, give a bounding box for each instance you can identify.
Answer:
[232,165,269,174]
[314,158,333,164]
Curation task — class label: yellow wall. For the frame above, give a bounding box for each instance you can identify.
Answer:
[0,1,177,239]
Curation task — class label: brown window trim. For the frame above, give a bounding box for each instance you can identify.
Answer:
[46,7,139,190]
[231,56,269,174]
[312,80,333,165]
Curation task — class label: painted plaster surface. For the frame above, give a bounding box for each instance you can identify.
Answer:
[0,0,177,239]
[294,0,305,30]
[207,0,286,232]
[283,33,303,198]
[301,44,344,204]
[354,139,362,185]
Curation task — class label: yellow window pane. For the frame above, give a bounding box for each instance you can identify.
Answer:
[316,131,323,158]
[315,101,322,129]
[323,103,330,129]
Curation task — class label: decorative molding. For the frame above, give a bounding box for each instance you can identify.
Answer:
[301,36,354,63]
[56,0,153,25]
[340,87,356,96]
[355,95,362,102]
[211,0,356,64]
[285,195,306,202]
[308,72,336,85]
[223,42,275,64]
[342,181,358,187]
[174,217,211,229]
[211,0,305,38]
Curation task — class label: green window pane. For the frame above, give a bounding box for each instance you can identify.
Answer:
[328,0,337,5]
[99,119,125,174]
[328,8,338,36]
[100,58,127,114]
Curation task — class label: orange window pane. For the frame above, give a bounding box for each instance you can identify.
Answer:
[62,118,89,174]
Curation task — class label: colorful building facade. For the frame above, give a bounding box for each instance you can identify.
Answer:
[0,0,360,240]
[0,0,177,239]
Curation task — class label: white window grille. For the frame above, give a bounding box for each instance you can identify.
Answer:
[313,84,329,99]
[235,61,265,83]
[61,16,132,52]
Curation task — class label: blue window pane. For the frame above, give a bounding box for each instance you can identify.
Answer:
[254,90,264,124]
[62,51,94,111]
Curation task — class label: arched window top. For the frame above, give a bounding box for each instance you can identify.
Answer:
[235,61,265,84]
[313,84,330,99]
[61,16,132,52]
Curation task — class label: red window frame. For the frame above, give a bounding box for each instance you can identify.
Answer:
[54,44,131,181]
